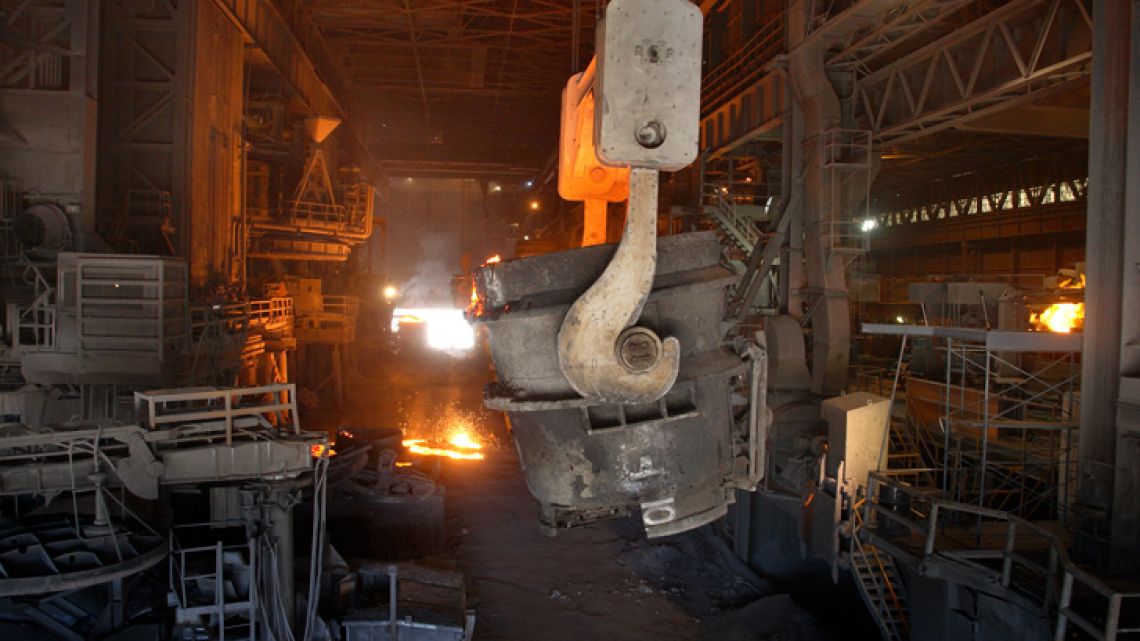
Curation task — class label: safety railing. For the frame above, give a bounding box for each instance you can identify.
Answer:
[134,384,300,446]
[703,185,763,253]
[190,302,250,340]
[850,497,910,641]
[863,471,1140,641]
[248,297,294,332]
[249,181,373,249]
[319,295,358,319]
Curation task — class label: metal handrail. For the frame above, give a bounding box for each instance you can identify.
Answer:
[864,471,1140,641]
[850,498,909,640]
[704,187,762,252]
[134,384,301,447]
[248,297,294,330]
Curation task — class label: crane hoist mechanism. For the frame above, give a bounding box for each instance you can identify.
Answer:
[473,0,767,538]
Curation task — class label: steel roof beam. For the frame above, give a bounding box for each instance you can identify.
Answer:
[852,0,1093,146]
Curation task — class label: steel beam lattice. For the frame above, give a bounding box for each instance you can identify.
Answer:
[852,0,1093,145]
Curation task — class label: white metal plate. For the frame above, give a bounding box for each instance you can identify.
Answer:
[594,0,702,170]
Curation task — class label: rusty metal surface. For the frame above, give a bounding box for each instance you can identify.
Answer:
[474,231,745,537]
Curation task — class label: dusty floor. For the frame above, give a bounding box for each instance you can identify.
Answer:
[316,345,836,641]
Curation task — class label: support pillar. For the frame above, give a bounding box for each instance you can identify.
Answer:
[332,344,345,408]
[268,486,296,627]
[1078,0,1140,574]
[786,21,870,395]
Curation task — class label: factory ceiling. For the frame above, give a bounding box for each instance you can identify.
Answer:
[282,0,600,175]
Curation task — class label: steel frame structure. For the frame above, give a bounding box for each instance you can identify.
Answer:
[0,0,76,91]
[851,0,1093,145]
[863,324,1081,527]
[290,0,599,168]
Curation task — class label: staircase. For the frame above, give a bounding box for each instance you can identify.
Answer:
[886,415,923,470]
[851,503,910,641]
[704,187,763,254]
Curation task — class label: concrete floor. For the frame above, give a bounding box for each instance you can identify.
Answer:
[320,345,833,641]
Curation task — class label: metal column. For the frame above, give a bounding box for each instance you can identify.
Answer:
[269,486,296,627]
[1078,0,1139,573]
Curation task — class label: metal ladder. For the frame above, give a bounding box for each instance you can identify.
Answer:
[851,503,910,641]
[819,128,872,263]
[170,537,257,641]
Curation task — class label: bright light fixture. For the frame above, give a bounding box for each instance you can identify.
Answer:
[860,218,879,232]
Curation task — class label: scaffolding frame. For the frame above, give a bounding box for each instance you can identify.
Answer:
[862,324,1081,532]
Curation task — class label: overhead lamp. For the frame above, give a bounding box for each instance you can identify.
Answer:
[860,218,878,232]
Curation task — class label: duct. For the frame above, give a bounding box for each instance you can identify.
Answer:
[785,16,881,395]
[12,203,72,251]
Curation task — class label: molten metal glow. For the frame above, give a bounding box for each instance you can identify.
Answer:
[401,425,486,461]
[1033,302,1084,333]
[395,461,413,468]
[310,444,336,458]
[403,438,485,461]
[447,430,484,451]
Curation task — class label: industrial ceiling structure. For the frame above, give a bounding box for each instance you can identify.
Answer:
[284,0,601,174]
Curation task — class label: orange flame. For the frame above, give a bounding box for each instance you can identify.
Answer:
[1031,302,1084,333]
[402,427,485,461]
[468,255,502,316]
[311,444,336,458]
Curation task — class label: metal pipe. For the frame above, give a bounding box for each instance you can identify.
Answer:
[388,565,399,640]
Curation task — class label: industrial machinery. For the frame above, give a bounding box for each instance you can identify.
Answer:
[474,0,766,538]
